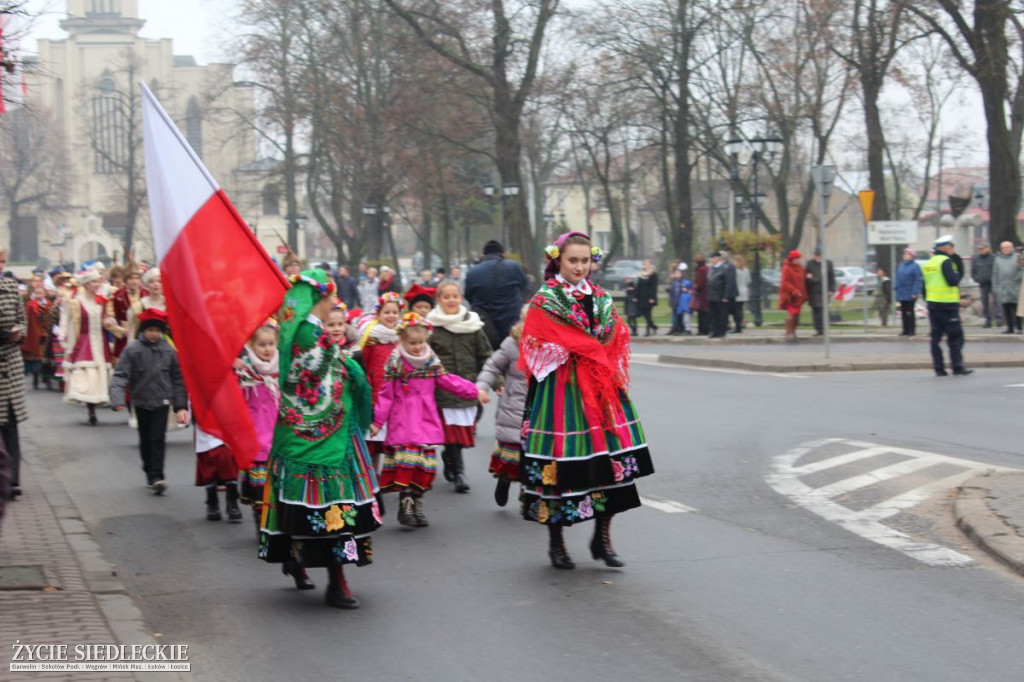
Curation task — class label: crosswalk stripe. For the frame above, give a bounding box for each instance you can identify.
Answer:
[640,496,696,514]
[768,439,1020,567]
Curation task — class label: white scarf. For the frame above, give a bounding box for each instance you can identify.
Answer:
[360,318,399,345]
[398,343,435,369]
[242,345,280,398]
[427,305,484,334]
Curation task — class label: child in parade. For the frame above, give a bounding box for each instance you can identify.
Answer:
[520,231,655,569]
[356,292,404,471]
[370,312,487,527]
[475,304,528,507]
[259,270,380,609]
[426,280,494,493]
[235,324,280,532]
[109,309,189,494]
[325,302,351,350]
[194,425,241,522]
[403,283,436,317]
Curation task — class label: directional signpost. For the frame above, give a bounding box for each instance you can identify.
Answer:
[869,221,918,329]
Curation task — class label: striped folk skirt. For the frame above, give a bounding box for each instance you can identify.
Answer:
[489,440,522,481]
[379,445,437,494]
[520,371,654,526]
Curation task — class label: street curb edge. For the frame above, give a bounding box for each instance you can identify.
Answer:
[954,480,1024,578]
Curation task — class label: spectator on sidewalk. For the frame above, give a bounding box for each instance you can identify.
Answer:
[992,241,1023,334]
[805,248,835,337]
[692,255,709,336]
[971,243,999,328]
[109,309,189,495]
[358,267,380,311]
[623,277,640,336]
[732,255,751,333]
[668,267,685,335]
[779,250,808,343]
[636,259,660,336]
[895,248,922,337]
[706,252,735,339]
[874,268,892,326]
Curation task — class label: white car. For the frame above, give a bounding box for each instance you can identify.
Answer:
[834,266,877,295]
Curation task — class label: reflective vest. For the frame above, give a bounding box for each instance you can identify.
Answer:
[922,254,959,303]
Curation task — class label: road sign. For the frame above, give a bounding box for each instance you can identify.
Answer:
[868,221,917,245]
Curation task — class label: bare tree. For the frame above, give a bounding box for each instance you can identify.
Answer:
[0,105,69,258]
[901,0,1024,245]
[383,0,559,279]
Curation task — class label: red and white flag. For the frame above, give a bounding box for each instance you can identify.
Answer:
[141,82,288,469]
[834,278,860,302]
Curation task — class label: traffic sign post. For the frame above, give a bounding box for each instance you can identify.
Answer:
[869,222,917,329]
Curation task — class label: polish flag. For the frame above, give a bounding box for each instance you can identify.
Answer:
[834,278,860,302]
[141,82,288,469]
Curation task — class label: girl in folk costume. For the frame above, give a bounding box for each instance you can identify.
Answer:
[520,232,655,569]
[49,272,73,390]
[61,268,114,425]
[403,283,436,317]
[355,292,404,470]
[259,270,380,609]
[370,313,487,527]
[194,425,242,523]
[778,250,809,343]
[475,304,528,507]
[135,268,167,338]
[107,261,149,360]
[324,302,352,351]
[425,280,494,493]
[235,324,280,532]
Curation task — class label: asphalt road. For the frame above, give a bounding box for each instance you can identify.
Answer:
[22,363,1024,682]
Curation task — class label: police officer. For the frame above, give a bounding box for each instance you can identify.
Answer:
[922,235,972,376]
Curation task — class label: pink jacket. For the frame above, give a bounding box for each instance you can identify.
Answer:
[373,358,479,447]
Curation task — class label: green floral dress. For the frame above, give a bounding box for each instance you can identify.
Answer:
[258,315,381,567]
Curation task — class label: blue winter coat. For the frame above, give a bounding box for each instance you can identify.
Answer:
[894,260,923,301]
[676,280,693,314]
[668,277,684,310]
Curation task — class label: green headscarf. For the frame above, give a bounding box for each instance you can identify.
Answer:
[278,268,335,378]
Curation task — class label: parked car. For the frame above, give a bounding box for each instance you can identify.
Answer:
[592,259,644,290]
[834,266,877,295]
[759,267,781,293]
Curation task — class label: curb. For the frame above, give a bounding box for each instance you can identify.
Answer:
[954,478,1024,577]
[24,445,188,682]
[656,354,1024,374]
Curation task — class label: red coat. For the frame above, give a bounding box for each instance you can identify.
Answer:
[779,261,809,310]
[110,286,149,358]
[692,264,709,312]
[362,340,398,404]
[21,297,53,361]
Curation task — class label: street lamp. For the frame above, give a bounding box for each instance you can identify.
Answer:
[501,183,520,248]
[727,132,784,327]
[812,165,837,357]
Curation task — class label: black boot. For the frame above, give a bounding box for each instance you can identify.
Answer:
[397,492,417,527]
[88,405,97,426]
[375,491,386,517]
[412,494,429,527]
[451,446,470,493]
[205,486,222,521]
[252,506,262,539]
[282,560,315,590]
[225,483,243,523]
[325,565,359,609]
[32,373,39,389]
[494,477,511,507]
[548,525,575,570]
[589,515,625,567]
[441,446,456,483]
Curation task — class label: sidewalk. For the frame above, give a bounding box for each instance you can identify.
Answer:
[0,442,175,681]
[633,328,1024,373]
[955,473,1024,578]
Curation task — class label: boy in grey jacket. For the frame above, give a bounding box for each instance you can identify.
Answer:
[109,309,188,494]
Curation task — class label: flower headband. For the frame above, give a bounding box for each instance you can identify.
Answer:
[374,291,406,313]
[543,242,603,265]
[397,311,433,333]
[331,300,348,313]
[288,273,336,297]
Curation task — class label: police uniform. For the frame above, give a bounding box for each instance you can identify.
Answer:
[922,236,970,376]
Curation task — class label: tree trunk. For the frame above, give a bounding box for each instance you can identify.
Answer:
[981,84,1022,245]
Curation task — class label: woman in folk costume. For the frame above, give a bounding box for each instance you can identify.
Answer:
[425,280,495,493]
[49,271,73,390]
[107,261,149,360]
[61,268,114,425]
[519,232,655,569]
[258,269,381,610]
